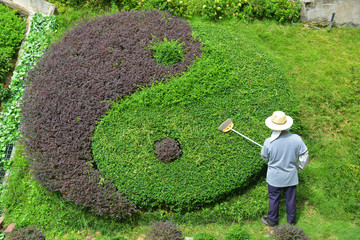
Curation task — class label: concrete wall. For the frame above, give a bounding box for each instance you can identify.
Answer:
[0,0,56,16]
[300,0,360,27]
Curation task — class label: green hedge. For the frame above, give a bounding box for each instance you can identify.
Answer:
[48,0,301,22]
[0,4,26,83]
[92,19,298,211]
[202,0,301,22]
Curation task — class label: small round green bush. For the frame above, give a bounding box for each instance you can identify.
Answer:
[224,224,250,240]
[270,224,310,240]
[145,220,183,240]
[6,226,45,240]
[194,232,217,240]
[155,137,182,163]
[151,37,184,66]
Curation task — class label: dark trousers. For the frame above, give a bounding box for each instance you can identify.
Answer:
[267,184,297,224]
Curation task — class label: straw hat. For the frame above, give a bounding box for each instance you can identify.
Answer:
[265,111,293,131]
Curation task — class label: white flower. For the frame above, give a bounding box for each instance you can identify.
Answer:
[203,5,206,8]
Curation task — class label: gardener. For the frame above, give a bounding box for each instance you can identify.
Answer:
[260,111,309,227]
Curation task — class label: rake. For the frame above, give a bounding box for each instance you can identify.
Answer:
[217,118,263,148]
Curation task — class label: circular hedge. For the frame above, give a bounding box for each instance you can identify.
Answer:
[21,10,202,219]
[92,20,298,211]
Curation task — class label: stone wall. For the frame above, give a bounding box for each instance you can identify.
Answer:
[0,0,55,16]
[300,0,360,27]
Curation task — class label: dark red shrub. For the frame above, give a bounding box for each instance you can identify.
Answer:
[145,221,183,240]
[20,10,202,220]
[6,226,45,240]
[270,224,310,240]
[155,137,182,163]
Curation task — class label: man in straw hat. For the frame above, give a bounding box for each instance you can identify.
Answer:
[260,111,309,227]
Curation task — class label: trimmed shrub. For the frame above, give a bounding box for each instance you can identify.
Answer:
[0,4,26,82]
[270,224,310,240]
[145,220,183,240]
[155,137,183,163]
[5,226,45,240]
[93,19,298,211]
[21,10,201,220]
[194,232,217,240]
[224,224,250,240]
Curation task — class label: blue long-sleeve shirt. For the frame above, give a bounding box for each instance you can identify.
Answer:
[261,132,308,187]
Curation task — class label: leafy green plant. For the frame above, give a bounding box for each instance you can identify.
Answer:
[270,224,310,240]
[264,0,301,23]
[151,37,185,66]
[231,0,253,21]
[162,0,189,17]
[202,0,232,20]
[145,221,183,240]
[201,0,301,22]
[0,4,26,82]
[194,232,217,240]
[224,224,250,240]
[0,84,11,101]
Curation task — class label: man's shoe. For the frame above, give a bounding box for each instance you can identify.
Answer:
[288,221,296,226]
[261,216,277,227]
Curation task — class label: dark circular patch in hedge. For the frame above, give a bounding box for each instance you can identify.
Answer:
[155,137,183,163]
[21,10,202,220]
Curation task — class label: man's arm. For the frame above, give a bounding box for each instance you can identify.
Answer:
[261,140,269,162]
[298,151,309,170]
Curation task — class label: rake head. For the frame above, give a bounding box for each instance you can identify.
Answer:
[217,118,234,133]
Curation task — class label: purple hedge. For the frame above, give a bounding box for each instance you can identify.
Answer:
[20,10,202,220]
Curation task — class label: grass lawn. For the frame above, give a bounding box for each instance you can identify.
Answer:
[1,11,359,240]
[223,19,360,239]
